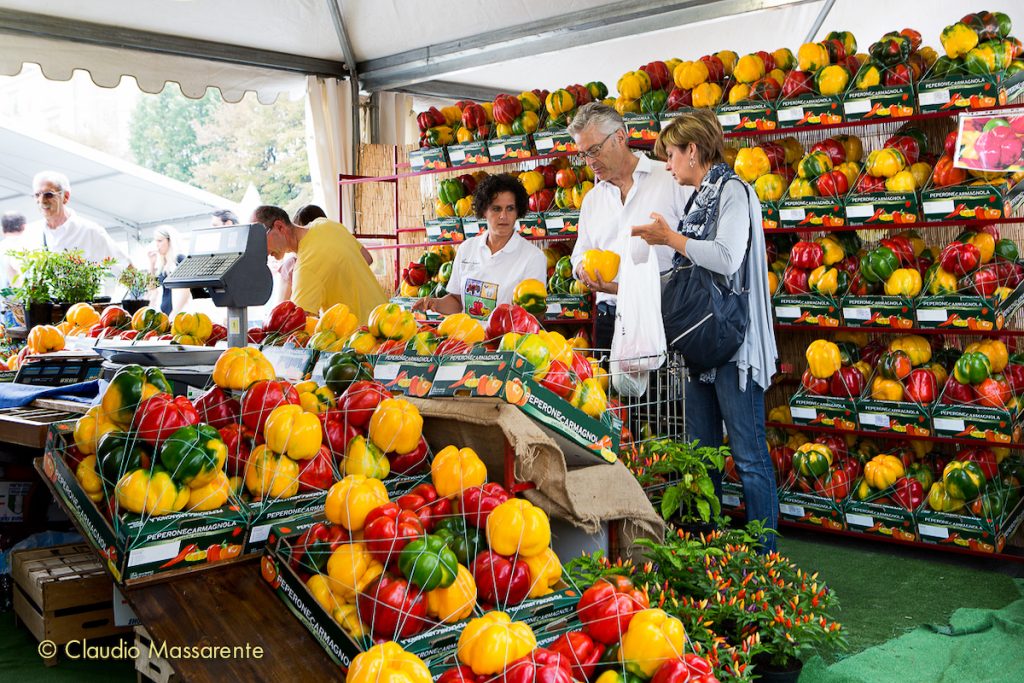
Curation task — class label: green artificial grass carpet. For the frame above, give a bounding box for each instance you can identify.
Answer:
[0,612,134,681]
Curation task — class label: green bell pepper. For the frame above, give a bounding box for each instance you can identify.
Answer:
[860,246,899,284]
[640,89,667,114]
[323,352,371,395]
[433,515,486,566]
[928,482,966,512]
[793,445,832,479]
[954,351,992,385]
[555,255,574,281]
[397,533,459,591]
[943,460,985,500]
[995,239,1019,262]
[101,364,172,427]
[438,261,453,285]
[418,251,442,276]
[158,424,226,488]
[438,178,466,206]
[96,431,153,487]
[836,341,860,367]
[854,479,875,501]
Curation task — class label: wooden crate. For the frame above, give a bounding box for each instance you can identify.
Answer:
[12,543,130,665]
[134,625,178,683]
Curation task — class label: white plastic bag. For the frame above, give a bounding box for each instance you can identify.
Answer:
[610,236,667,397]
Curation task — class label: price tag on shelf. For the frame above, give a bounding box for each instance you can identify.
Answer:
[546,303,562,316]
[546,217,564,230]
[845,204,875,218]
[843,307,871,320]
[779,208,806,221]
[435,364,468,383]
[463,220,481,237]
[918,89,951,107]
[774,306,801,319]
[845,513,874,528]
[777,106,804,122]
[488,142,507,157]
[535,136,554,152]
[779,503,805,517]
[789,407,817,421]
[844,99,872,115]
[373,363,400,381]
[127,540,180,568]
[425,224,442,239]
[918,523,950,539]
[717,112,741,127]
[933,417,966,433]
[723,494,741,507]
[859,413,890,428]
[249,523,274,543]
[916,308,949,323]
[448,148,466,163]
[923,199,955,215]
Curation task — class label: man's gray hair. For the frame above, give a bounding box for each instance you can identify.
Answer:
[33,170,71,193]
[567,103,626,138]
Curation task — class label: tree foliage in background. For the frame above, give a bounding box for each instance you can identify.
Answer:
[128,87,310,210]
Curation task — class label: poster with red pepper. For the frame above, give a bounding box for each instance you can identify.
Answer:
[954,106,1024,172]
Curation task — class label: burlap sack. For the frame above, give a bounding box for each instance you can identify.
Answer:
[408,397,665,561]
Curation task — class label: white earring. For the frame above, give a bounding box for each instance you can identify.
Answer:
[689,156,695,168]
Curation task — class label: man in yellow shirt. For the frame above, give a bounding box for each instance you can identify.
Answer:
[251,205,386,323]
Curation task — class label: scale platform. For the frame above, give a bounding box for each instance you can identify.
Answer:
[92,340,225,367]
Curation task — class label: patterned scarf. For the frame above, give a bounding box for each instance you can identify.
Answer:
[676,162,742,383]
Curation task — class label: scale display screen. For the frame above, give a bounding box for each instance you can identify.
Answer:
[190,225,251,256]
[15,357,103,386]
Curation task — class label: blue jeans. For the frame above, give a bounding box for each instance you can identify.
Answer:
[685,362,779,551]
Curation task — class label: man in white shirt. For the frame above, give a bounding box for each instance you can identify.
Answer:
[26,170,130,272]
[568,104,692,351]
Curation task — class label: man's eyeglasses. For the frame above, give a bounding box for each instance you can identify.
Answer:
[579,131,618,159]
[33,191,60,200]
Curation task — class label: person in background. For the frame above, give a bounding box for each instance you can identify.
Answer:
[632,109,778,551]
[0,212,28,289]
[568,103,692,351]
[414,173,546,319]
[26,171,130,271]
[211,209,238,226]
[294,204,373,265]
[146,225,189,316]
[252,205,386,322]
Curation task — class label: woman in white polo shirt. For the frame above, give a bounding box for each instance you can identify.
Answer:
[414,174,546,319]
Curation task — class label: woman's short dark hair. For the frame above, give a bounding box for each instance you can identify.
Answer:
[472,173,529,220]
[293,204,327,226]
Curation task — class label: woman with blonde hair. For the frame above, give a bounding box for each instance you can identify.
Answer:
[148,224,189,315]
[632,108,779,549]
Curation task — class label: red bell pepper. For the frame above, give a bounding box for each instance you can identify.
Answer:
[219,423,260,477]
[784,267,810,295]
[893,476,925,511]
[666,87,692,111]
[856,174,887,193]
[814,468,852,500]
[884,135,920,164]
[640,61,672,90]
[133,394,200,446]
[319,410,361,461]
[565,84,592,107]
[240,380,300,433]
[761,142,786,171]
[289,521,349,576]
[548,631,605,682]
[880,236,915,267]
[1004,363,1024,393]
[461,103,488,131]
[576,575,649,645]
[436,338,471,355]
[966,266,1000,296]
[942,378,976,404]
[206,324,227,346]
[939,242,981,277]
[770,446,794,480]
[485,304,542,339]
[944,130,959,157]
[933,154,967,188]
[265,300,307,335]
[829,366,865,398]
[790,241,824,270]
[337,380,391,428]
[905,368,938,404]
[504,648,573,683]
[438,666,484,683]
[571,352,594,381]
[814,170,849,197]
[247,327,266,344]
[802,369,830,396]
[540,360,575,399]
[297,445,335,493]
[811,139,846,165]
[388,436,430,475]
[403,262,429,287]
[396,483,452,532]
[471,551,531,607]
[975,375,1011,408]
[194,386,240,429]
[530,190,554,213]
[860,340,888,368]
[815,434,848,461]
[460,482,510,528]
[417,107,446,132]
[492,94,524,125]
[364,502,426,563]
[651,655,718,683]
[958,447,998,480]
[700,55,725,83]
[357,574,429,639]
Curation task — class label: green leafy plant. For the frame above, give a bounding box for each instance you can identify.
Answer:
[12,249,57,304]
[119,265,159,299]
[645,439,727,523]
[48,251,114,303]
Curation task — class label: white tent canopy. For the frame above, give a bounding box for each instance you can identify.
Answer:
[0,118,239,242]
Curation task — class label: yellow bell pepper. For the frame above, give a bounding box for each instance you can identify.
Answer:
[728,83,750,105]
[315,303,358,339]
[296,381,337,415]
[115,468,189,516]
[778,137,805,164]
[75,455,104,503]
[26,324,65,354]
[889,336,931,367]
[368,303,417,342]
[768,405,792,424]
[325,474,388,531]
[884,268,922,297]
[518,91,541,112]
[440,105,463,126]
[884,169,917,193]
[941,22,979,59]
[967,232,996,264]
[614,96,641,116]
[431,445,487,498]
[927,267,958,295]
[571,181,594,209]
[212,347,276,391]
[458,611,537,676]
[616,73,643,101]
[344,434,391,479]
[438,313,486,345]
[486,498,551,558]
[717,50,739,75]
[835,161,861,187]
[816,64,850,96]
[436,199,457,217]
[307,574,343,613]
[965,339,1008,374]
[187,470,230,512]
[523,547,561,598]
[866,148,906,179]
[733,54,766,84]
[538,330,573,367]
[73,405,116,456]
[754,173,786,202]
[454,196,474,217]
[546,90,575,119]
[347,328,381,355]
[171,312,213,343]
[571,378,608,418]
[864,454,905,490]
[333,604,368,638]
[798,42,830,71]
[348,641,432,683]
[692,82,722,108]
[909,162,932,189]
[806,340,842,379]
[426,564,477,623]
[871,377,904,402]
[65,302,100,328]
[818,237,846,266]
[734,147,771,183]
[788,178,816,198]
[519,170,545,196]
[619,609,687,678]
[582,250,621,282]
[368,397,423,455]
[244,445,300,500]
[264,404,323,461]
[327,541,385,602]
[808,266,843,296]
[673,60,710,90]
